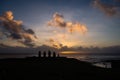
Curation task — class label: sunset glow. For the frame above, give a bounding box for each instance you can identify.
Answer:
[0,1,120,80]
[0,0,120,53]
[60,51,81,54]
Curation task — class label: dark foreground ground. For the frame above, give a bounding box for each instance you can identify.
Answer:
[0,57,120,80]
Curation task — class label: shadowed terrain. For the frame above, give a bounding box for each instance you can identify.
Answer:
[0,53,119,80]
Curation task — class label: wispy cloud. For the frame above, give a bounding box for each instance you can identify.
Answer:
[93,0,120,16]
[47,12,88,34]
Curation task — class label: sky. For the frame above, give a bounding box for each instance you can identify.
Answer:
[0,0,120,53]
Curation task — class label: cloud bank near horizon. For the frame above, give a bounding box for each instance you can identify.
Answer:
[0,43,120,54]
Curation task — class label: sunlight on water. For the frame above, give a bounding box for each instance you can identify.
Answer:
[93,62,112,68]
[60,52,120,68]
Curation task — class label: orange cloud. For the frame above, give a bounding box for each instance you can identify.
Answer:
[3,11,14,20]
[22,33,37,42]
[48,38,63,49]
[47,12,88,34]
[67,22,87,34]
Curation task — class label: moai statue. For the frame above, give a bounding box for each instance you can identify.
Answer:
[43,51,46,57]
[38,51,41,58]
[48,50,51,57]
[53,51,56,57]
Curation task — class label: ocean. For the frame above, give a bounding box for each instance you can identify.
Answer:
[61,54,120,68]
[61,54,120,62]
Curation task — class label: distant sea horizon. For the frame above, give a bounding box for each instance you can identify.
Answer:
[0,52,120,62]
[0,52,120,68]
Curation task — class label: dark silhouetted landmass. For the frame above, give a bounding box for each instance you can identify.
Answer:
[0,53,120,80]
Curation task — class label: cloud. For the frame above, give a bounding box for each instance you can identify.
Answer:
[24,29,35,34]
[0,43,11,48]
[48,38,63,49]
[93,0,120,16]
[0,11,37,47]
[18,40,35,47]
[47,12,88,34]
[60,45,120,54]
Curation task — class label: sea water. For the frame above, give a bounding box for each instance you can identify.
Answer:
[61,54,120,68]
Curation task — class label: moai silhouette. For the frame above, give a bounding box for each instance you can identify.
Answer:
[43,51,46,57]
[48,50,51,57]
[53,51,56,57]
[38,51,41,58]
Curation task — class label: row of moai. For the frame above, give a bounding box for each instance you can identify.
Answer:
[38,50,60,58]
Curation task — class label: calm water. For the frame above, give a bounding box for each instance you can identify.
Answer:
[61,54,120,62]
[61,54,120,68]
